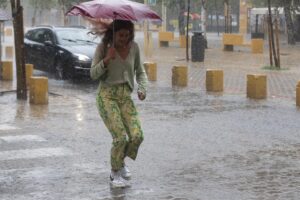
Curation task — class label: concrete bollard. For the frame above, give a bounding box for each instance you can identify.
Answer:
[206,69,224,92]
[251,39,264,54]
[297,81,300,107]
[26,64,34,87]
[5,27,13,37]
[247,74,267,99]
[143,62,157,81]
[5,46,14,59]
[1,61,13,81]
[172,66,188,87]
[30,76,48,105]
[179,35,190,48]
[158,31,174,47]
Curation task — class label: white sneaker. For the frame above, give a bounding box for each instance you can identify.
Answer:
[110,170,127,188]
[120,165,131,180]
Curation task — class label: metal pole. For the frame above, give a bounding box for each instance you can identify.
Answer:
[201,0,207,38]
[144,0,150,58]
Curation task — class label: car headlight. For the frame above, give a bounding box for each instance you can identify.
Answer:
[73,53,90,62]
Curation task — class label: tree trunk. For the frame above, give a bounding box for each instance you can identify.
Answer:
[215,0,219,36]
[39,10,42,25]
[178,0,185,35]
[161,0,167,31]
[283,3,296,45]
[186,0,190,61]
[31,1,38,26]
[58,0,68,26]
[10,0,27,100]
[275,16,281,68]
[268,0,279,68]
[224,0,229,33]
[0,23,2,61]
[268,17,273,66]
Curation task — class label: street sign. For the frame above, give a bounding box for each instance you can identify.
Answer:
[148,0,156,6]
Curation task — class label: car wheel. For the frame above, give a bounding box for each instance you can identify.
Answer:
[55,60,65,80]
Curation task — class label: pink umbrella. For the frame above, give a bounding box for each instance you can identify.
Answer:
[183,12,201,20]
[66,0,162,22]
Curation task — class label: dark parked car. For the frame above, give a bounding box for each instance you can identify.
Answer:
[24,26,99,79]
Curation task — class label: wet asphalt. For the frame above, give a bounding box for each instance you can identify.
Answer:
[0,31,300,200]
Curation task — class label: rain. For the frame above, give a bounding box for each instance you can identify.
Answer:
[1,0,300,199]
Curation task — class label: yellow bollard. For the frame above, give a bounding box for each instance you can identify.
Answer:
[5,46,14,59]
[251,39,264,54]
[206,69,224,92]
[143,62,157,81]
[179,35,190,48]
[158,31,174,47]
[30,76,48,105]
[1,61,13,81]
[296,81,300,107]
[172,66,188,87]
[247,74,267,99]
[26,64,34,87]
[5,27,13,37]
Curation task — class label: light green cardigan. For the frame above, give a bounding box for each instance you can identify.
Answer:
[90,41,148,95]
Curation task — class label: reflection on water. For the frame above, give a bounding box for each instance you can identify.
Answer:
[14,99,49,120]
[15,100,27,120]
[109,186,130,200]
[0,80,16,91]
[29,104,49,119]
[107,186,154,200]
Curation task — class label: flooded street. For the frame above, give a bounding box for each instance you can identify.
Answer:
[1,32,300,199]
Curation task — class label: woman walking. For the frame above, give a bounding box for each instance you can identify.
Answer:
[90,20,147,188]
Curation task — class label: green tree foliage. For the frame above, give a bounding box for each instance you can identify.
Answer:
[29,0,56,10]
[252,0,300,45]
[29,0,56,26]
[0,0,7,9]
[57,0,89,25]
[27,0,88,25]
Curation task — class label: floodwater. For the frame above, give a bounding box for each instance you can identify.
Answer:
[1,32,300,199]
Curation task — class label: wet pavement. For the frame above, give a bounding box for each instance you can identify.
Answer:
[1,30,300,200]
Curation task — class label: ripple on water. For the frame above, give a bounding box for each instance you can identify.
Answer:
[163,142,300,200]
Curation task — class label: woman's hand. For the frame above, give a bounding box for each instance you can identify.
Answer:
[103,47,116,66]
[138,91,146,101]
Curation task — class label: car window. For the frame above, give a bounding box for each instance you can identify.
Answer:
[43,30,55,43]
[25,30,35,40]
[56,29,99,45]
[27,29,52,43]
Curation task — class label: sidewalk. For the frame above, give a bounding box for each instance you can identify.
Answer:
[1,32,300,200]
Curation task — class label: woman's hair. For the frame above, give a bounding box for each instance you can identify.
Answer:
[102,20,134,47]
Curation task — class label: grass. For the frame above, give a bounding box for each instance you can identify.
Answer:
[262,65,289,71]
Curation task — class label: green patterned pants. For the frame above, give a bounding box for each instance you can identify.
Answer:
[96,83,144,171]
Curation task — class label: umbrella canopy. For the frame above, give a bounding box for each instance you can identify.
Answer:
[184,12,200,20]
[66,0,162,22]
